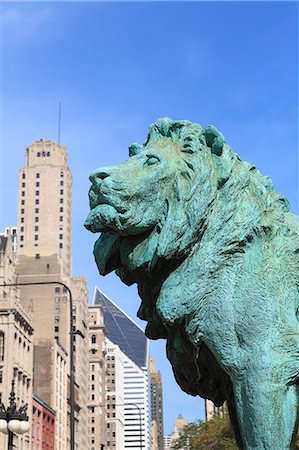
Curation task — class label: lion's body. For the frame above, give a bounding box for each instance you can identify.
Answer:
[85,118,299,449]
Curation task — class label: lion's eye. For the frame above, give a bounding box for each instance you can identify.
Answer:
[145,156,160,166]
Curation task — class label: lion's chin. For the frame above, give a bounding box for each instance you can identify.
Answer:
[84,204,121,233]
[93,233,122,275]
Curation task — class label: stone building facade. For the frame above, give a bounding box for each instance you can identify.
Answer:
[88,304,106,450]
[15,140,89,449]
[150,357,164,450]
[0,228,34,450]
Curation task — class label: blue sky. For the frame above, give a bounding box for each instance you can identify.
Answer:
[0,1,298,435]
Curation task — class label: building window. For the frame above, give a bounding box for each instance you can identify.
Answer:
[0,333,4,362]
[21,191,25,197]
[35,253,40,260]
[21,200,25,205]
[34,235,38,241]
[59,243,63,249]
[36,173,40,178]
[0,370,3,383]
[55,316,59,323]
[55,326,59,332]
[91,335,96,344]
[59,234,63,239]
[21,218,24,223]
[60,171,64,177]
[22,182,25,188]
[47,151,50,156]
[60,180,64,186]
[36,191,39,196]
[35,217,39,222]
[42,151,45,157]
[59,207,63,212]
[37,152,40,157]
[35,226,38,231]
[55,287,60,293]
[35,208,39,213]
[60,190,64,195]
[21,208,24,214]
[59,216,63,222]
[20,226,24,232]
[36,182,40,187]
[35,199,39,205]
[20,236,24,241]
[22,173,25,179]
[60,198,63,204]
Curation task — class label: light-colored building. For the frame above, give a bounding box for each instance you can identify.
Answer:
[94,287,152,450]
[205,399,227,421]
[164,415,189,450]
[0,228,34,450]
[88,304,106,450]
[150,357,164,450]
[105,339,125,450]
[17,139,72,276]
[15,140,89,449]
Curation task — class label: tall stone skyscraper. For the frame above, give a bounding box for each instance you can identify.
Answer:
[150,357,164,450]
[17,139,72,276]
[15,139,89,449]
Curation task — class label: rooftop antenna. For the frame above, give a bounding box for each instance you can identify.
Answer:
[58,101,62,144]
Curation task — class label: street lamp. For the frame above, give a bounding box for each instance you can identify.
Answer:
[0,380,30,450]
[0,281,80,450]
[98,402,143,450]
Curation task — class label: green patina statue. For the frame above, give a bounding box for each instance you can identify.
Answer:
[85,118,299,449]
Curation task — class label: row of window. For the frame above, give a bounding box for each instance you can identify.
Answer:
[37,151,51,157]
[21,171,65,179]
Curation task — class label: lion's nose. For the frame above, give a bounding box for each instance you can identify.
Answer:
[89,167,112,184]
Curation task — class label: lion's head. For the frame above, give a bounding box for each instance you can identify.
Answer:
[84,118,238,274]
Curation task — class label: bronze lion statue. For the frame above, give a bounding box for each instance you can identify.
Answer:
[85,118,299,449]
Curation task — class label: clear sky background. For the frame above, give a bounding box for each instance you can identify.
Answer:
[0,0,298,436]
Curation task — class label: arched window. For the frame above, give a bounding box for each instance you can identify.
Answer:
[91,334,96,344]
[0,333,4,362]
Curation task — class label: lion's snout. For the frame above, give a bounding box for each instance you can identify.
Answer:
[89,166,113,184]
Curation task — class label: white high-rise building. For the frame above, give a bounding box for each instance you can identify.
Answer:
[94,287,152,450]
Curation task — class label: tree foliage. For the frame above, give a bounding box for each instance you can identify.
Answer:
[171,415,299,450]
[171,415,237,450]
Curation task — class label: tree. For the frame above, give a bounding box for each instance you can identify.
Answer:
[171,415,237,450]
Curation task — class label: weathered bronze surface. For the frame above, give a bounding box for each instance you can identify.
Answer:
[85,118,299,449]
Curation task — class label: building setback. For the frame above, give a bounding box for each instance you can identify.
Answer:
[150,357,164,450]
[93,287,152,450]
[15,139,89,449]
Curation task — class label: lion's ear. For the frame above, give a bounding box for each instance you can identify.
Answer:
[202,125,225,156]
[129,143,143,156]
